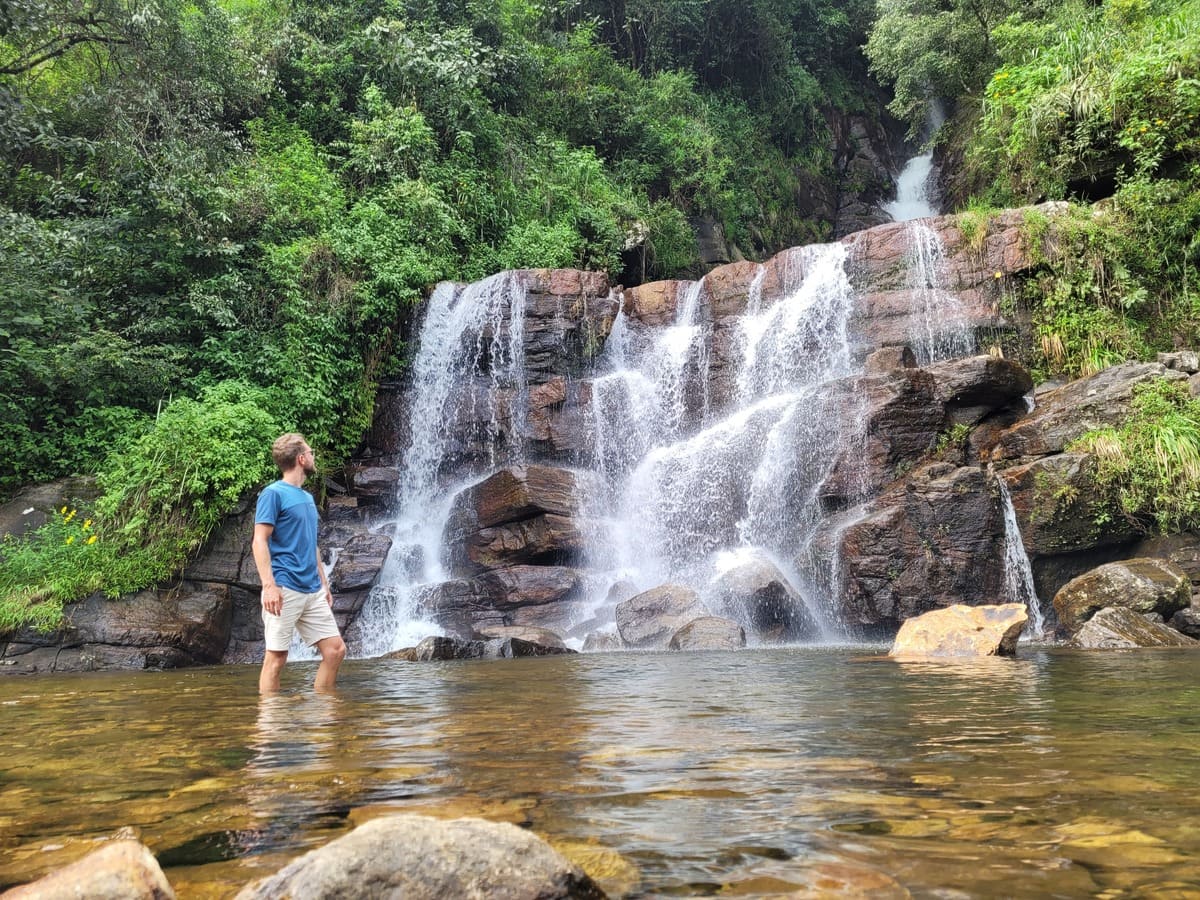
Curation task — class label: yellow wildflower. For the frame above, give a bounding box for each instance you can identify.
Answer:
[994,271,1003,279]
[86,535,98,545]
[60,506,67,514]
[83,519,92,530]
[65,535,75,545]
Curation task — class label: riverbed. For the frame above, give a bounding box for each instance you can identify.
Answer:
[3,647,1199,897]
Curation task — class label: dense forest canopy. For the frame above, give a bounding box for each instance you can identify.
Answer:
[2,0,1199,628]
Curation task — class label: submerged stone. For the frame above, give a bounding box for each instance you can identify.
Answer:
[1068,606,1199,649]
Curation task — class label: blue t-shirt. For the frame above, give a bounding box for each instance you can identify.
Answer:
[255,481,322,592]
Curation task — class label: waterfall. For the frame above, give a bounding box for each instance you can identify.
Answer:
[579,243,860,641]
[354,215,1001,653]
[885,102,946,223]
[352,273,530,656]
[905,222,974,364]
[994,471,1046,639]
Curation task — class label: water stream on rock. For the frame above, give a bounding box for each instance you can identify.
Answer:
[355,225,986,653]
[996,471,1047,638]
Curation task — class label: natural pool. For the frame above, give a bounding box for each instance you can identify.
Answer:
[3,647,1200,897]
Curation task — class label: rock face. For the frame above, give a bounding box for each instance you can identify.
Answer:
[234,814,606,900]
[890,603,1028,657]
[668,616,746,651]
[1,582,231,674]
[705,553,818,642]
[3,840,175,899]
[1068,606,1200,649]
[444,466,599,575]
[615,586,707,650]
[829,464,1008,630]
[1052,559,1192,636]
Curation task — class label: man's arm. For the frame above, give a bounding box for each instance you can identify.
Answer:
[316,543,333,607]
[252,522,283,616]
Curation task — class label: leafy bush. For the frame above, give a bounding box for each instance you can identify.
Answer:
[1072,379,1200,532]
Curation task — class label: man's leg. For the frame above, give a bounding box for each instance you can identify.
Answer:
[314,635,346,692]
[259,649,289,693]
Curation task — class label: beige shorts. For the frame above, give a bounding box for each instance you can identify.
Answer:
[263,586,341,651]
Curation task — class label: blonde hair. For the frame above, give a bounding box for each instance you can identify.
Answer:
[271,433,308,471]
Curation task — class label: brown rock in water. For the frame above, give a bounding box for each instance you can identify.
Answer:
[615,585,707,649]
[1052,558,1191,636]
[1068,606,1200,649]
[234,814,605,900]
[2,840,175,899]
[668,616,746,651]
[890,603,1028,657]
[476,625,567,649]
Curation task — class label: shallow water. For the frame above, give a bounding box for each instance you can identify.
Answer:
[3,647,1200,897]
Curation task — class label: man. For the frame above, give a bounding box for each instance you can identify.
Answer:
[252,433,346,692]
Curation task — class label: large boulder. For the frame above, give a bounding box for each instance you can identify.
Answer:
[829,463,1007,630]
[329,532,394,592]
[925,355,1034,428]
[443,466,600,575]
[234,814,605,900]
[705,552,819,642]
[890,603,1028,657]
[615,585,707,649]
[1068,606,1200,649]
[667,616,746,651]
[2,840,174,899]
[419,567,587,637]
[2,582,232,674]
[1052,558,1192,636]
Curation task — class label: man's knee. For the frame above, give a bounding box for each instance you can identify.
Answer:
[320,636,346,663]
[262,649,288,670]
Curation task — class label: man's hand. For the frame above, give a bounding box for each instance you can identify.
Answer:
[262,584,284,616]
[324,587,334,608]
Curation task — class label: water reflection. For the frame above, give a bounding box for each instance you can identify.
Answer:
[2,649,1200,898]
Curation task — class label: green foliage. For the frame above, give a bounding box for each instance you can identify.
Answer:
[1072,379,1200,532]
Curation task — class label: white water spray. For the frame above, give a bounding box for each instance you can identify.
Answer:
[994,470,1046,638]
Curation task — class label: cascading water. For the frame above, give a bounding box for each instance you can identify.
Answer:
[994,470,1046,638]
[905,222,974,364]
[579,244,862,640]
[356,221,991,652]
[352,273,530,656]
[884,102,946,223]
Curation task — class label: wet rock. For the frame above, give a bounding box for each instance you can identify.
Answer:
[615,585,707,649]
[418,568,586,638]
[329,532,394,592]
[581,631,624,652]
[347,466,401,505]
[706,552,819,642]
[830,464,1008,629]
[3,583,233,674]
[2,840,175,899]
[234,814,605,900]
[1168,603,1200,639]
[0,476,99,542]
[1052,558,1192,636]
[1068,606,1200,649]
[863,345,917,374]
[890,603,1028,657]
[443,466,600,575]
[668,616,746,651]
[989,364,1188,461]
[925,355,1033,428]
[411,635,575,660]
[476,625,567,650]
[183,502,255,586]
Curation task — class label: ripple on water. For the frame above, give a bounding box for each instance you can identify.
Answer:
[2,648,1200,897]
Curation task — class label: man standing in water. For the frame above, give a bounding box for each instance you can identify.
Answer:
[252,433,346,692]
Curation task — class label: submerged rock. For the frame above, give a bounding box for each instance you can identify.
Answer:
[234,814,606,899]
[1068,606,1200,649]
[667,616,746,651]
[3,840,174,899]
[615,585,707,649]
[411,635,576,661]
[476,625,568,650]
[890,603,1028,657]
[1052,558,1191,636]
